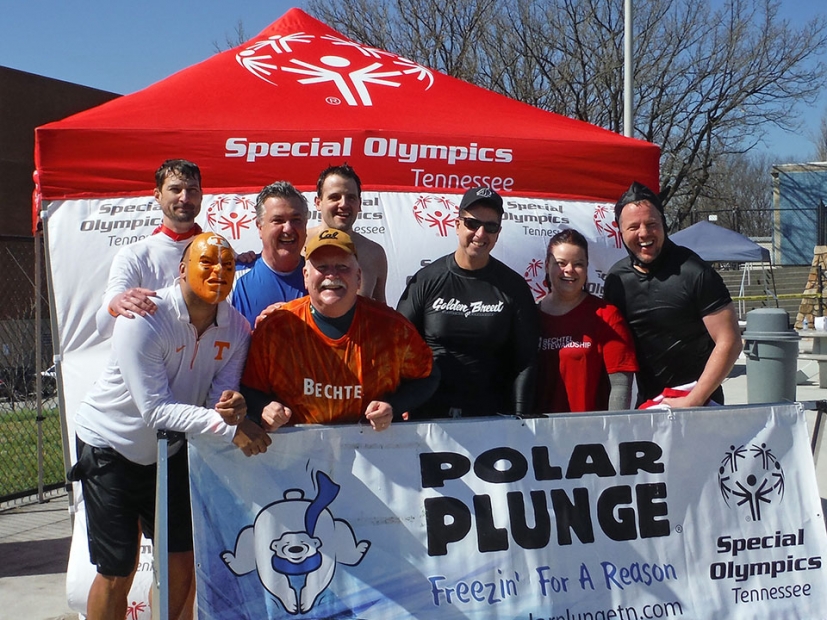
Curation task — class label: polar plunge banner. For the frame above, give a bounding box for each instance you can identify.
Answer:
[187,404,827,620]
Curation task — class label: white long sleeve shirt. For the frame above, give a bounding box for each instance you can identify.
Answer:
[95,233,193,338]
[76,282,251,465]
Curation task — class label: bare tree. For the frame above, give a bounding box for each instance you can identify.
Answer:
[212,19,250,53]
[817,112,827,162]
[692,151,776,238]
[308,0,827,228]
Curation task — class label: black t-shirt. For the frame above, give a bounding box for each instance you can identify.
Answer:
[603,240,732,402]
[397,254,539,418]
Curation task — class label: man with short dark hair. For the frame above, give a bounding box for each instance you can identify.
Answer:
[96,160,205,337]
[241,228,437,430]
[72,232,271,620]
[309,164,388,303]
[604,182,741,408]
[96,159,253,337]
[231,181,309,326]
[397,187,539,418]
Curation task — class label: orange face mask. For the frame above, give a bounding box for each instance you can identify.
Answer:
[184,233,235,304]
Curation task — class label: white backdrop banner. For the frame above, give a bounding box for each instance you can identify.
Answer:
[188,404,827,620]
[48,190,622,614]
[45,191,623,426]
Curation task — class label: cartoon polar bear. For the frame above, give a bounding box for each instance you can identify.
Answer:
[222,471,370,614]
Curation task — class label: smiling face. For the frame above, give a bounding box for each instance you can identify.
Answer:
[546,242,588,301]
[618,200,665,270]
[270,532,321,564]
[315,174,361,231]
[258,195,307,271]
[303,245,361,318]
[181,233,235,304]
[154,172,202,231]
[454,205,501,270]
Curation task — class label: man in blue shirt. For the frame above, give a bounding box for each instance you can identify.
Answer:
[232,181,309,327]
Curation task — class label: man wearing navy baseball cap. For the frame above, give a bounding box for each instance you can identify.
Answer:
[397,187,539,419]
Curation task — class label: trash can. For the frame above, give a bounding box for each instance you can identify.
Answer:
[742,308,800,403]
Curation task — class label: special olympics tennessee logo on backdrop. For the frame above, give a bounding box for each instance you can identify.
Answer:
[412,195,459,237]
[524,256,548,300]
[205,195,256,241]
[236,32,434,106]
[222,471,370,615]
[593,203,622,248]
[717,442,785,521]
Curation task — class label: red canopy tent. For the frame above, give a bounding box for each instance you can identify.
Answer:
[34,7,659,207]
[33,4,664,439]
[34,10,660,614]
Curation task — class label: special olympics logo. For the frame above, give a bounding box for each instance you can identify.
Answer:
[236,32,434,106]
[593,204,622,249]
[524,257,548,300]
[413,195,459,237]
[718,442,785,521]
[205,195,256,241]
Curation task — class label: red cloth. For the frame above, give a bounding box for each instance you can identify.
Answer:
[152,223,202,241]
[638,381,720,409]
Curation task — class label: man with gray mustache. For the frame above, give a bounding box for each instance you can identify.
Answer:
[240,228,439,430]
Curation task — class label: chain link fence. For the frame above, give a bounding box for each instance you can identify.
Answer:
[0,235,63,503]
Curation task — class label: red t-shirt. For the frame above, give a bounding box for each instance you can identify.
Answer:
[242,296,433,425]
[536,294,638,413]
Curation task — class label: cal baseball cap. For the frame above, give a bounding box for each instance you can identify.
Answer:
[305,228,357,259]
[458,187,504,216]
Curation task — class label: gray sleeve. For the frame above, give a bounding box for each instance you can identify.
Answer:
[607,372,634,411]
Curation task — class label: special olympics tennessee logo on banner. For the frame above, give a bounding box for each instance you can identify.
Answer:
[412,195,459,237]
[205,195,256,241]
[717,442,786,521]
[593,203,622,248]
[236,32,434,106]
[222,471,370,615]
[524,256,548,300]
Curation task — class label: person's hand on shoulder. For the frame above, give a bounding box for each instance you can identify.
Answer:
[255,302,287,328]
[108,287,158,318]
[235,250,257,265]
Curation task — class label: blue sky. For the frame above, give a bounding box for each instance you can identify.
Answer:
[1,0,825,162]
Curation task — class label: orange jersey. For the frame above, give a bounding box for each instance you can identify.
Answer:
[241,296,433,425]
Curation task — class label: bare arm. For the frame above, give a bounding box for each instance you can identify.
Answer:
[353,234,388,303]
[662,303,741,408]
[371,246,388,304]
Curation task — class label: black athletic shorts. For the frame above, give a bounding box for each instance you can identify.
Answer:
[71,437,193,577]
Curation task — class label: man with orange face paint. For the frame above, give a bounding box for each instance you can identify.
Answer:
[70,232,270,620]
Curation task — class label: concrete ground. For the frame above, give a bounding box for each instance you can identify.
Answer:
[3,347,827,620]
[0,488,76,620]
